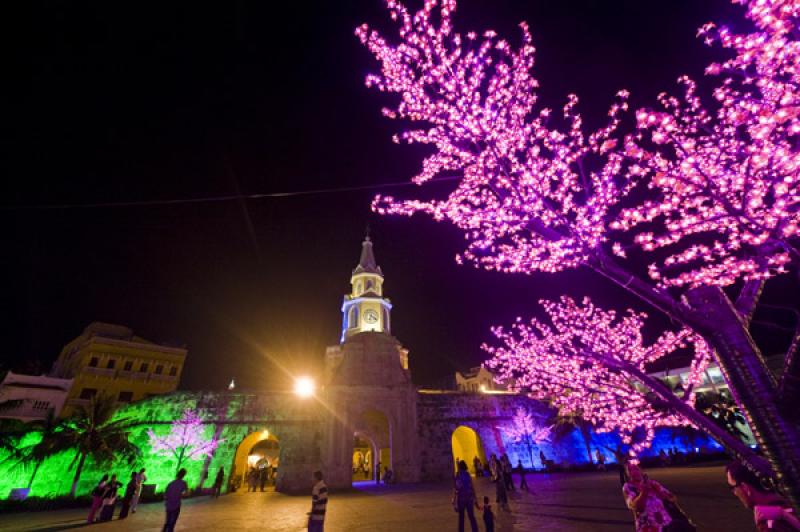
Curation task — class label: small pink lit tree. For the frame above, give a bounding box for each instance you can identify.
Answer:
[356,0,800,504]
[148,410,221,476]
[501,407,552,469]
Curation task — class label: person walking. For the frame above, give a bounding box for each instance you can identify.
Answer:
[247,467,257,492]
[516,460,529,492]
[131,468,147,513]
[473,456,482,477]
[87,474,108,523]
[453,460,479,532]
[259,467,267,492]
[308,470,328,532]
[97,474,121,522]
[163,468,188,532]
[539,450,548,471]
[213,467,225,498]
[118,471,137,519]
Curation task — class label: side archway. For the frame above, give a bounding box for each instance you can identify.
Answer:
[452,426,487,476]
[230,429,280,492]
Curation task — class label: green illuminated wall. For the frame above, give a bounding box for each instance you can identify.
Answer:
[0,391,319,499]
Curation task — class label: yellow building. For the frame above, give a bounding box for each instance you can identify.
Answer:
[51,322,187,416]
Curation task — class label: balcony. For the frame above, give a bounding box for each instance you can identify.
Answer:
[148,373,177,383]
[81,367,115,378]
[117,370,148,381]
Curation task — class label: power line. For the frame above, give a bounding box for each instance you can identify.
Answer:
[1,176,460,211]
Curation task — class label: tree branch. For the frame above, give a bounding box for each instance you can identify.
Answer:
[734,279,765,327]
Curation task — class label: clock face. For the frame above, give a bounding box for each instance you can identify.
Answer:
[364,309,379,324]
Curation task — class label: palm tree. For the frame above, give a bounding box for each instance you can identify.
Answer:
[11,410,67,489]
[53,394,141,497]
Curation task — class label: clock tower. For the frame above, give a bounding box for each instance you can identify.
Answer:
[340,235,393,342]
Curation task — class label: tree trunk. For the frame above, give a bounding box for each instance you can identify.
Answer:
[581,427,594,465]
[685,287,800,510]
[69,452,87,498]
[27,460,41,489]
[197,424,225,490]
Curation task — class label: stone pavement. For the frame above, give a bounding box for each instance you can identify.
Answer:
[0,466,753,531]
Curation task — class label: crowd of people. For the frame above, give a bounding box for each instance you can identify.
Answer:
[87,468,147,524]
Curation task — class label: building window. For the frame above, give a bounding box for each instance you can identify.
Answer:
[169,366,178,377]
[79,388,97,400]
[140,363,149,373]
[123,361,133,371]
[89,357,99,367]
[106,359,116,369]
[33,400,49,410]
[155,365,163,375]
[349,306,359,328]
[118,391,133,403]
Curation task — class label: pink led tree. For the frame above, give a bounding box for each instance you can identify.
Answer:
[485,297,768,469]
[356,0,800,504]
[148,410,221,475]
[501,407,552,469]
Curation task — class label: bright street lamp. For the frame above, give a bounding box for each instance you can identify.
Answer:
[293,376,316,398]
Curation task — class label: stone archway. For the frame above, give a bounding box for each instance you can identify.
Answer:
[452,425,487,476]
[230,429,280,492]
[351,409,391,484]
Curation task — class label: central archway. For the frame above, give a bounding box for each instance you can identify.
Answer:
[351,409,391,485]
[452,426,486,476]
[231,429,280,492]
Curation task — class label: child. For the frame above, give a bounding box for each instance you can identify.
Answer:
[482,496,495,532]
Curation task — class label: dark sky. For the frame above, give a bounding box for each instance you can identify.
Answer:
[3,0,792,390]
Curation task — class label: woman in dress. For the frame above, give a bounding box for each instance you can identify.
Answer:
[622,464,673,531]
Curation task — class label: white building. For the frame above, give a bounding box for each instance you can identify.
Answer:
[455,366,507,393]
[0,372,74,422]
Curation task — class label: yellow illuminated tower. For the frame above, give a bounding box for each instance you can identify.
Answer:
[340,236,392,341]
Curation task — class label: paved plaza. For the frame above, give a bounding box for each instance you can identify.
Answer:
[0,466,754,531]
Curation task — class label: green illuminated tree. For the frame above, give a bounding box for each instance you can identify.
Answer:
[7,410,67,489]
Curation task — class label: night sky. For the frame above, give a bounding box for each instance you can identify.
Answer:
[3,0,794,391]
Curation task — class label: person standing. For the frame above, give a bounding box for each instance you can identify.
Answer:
[453,460,479,532]
[502,455,515,492]
[596,450,606,472]
[622,464,675,531]
[247,467,257,492]
[481,496,495,532]
[97,474,121,522]
[308,470,328,532]
[213,467,225,498]
[118,471,137,519]
[539,450,548,471]
[516,460,529,492]
[726,461,800,531]
[163,468,188,532]
[87,474,108,523]
[259,467,267,492]
[131,468,146,513]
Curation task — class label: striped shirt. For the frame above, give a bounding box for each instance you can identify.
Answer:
[310,480,328,521]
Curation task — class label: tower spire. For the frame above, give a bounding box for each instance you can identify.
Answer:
[353,233,382,276]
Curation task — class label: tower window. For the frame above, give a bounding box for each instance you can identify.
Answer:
[88,357,99,367]
[366,279,374,291]
[349,306,359,328]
